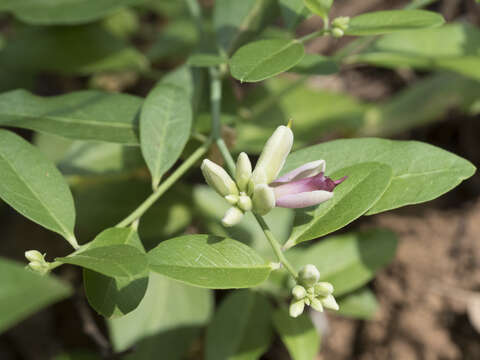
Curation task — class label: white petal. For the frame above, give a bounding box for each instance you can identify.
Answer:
[222,207,244,227]
[276,190,333,208]
[201,159,238,197]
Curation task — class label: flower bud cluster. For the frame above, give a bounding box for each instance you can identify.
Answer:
[331,16,350,38]
[25,250,50,275]
[289,264,339,318]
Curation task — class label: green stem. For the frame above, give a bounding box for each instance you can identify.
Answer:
[254,214,298,279]
[299,29,329,43]
[116,140,211,227]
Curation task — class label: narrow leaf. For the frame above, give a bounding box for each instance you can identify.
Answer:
[206,291,273,360]
[230,39,305,82]
[0,90,142,144]
[140,83,192,189]
[272,307,320,360]
[0,257,72,334]
[0,130,77,245]
[148,235,272,288]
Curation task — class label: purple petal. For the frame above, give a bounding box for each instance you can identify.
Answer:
[272,160,325,184]
[272,172,337,199]
[276,190,333,208]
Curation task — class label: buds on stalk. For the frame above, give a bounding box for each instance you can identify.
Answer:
[201,159,239,197]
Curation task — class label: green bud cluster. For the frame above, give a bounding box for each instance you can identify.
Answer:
[289,264,339,318]
[25,250,50,275]
[331,16,350,38]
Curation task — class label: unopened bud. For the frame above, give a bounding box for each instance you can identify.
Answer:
[298,264,320,287]
[252,184,276,215]
[235,152,252,191]
[225,194,239,205]
[237,194,252,212]
[25,250,44,263]
[321,294,339,311]
[292,285,307,300]
[310,297,324,312]
[289,299,305,318]
[331,28,344,38]
[201,159,239,197]
[332,16,350,31]
[314,282,334,297]
[222,207,244,227]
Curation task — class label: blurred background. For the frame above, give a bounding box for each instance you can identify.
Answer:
[0,0,479,359]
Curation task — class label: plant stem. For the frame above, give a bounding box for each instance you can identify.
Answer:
[209,66,236,175]
[299,29,329,43]
[116,140,211,227]
[254,214,298,279]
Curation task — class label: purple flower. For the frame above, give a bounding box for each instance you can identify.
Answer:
[270,160,347,209]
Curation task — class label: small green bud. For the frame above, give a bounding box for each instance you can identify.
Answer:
[28,261,49,275]
[252,184,275,215]
[310,297,324,312]
[321,294,339,311]
[298,264,320,287]
[331,28,344,38]
[237,194,252,212]
[235,152,252,191]
[314,282,334,297]
[201,159,239,197]
[25,250,44,263]
[332,16,350,31]
[222,207,244,227]
[292,285,307,300]
[225,194,239,205]
[289,299,305,318]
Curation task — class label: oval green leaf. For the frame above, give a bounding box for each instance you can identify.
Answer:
[0,90,142,144]
[206,291,273,360]
[345,10,445,36]
[288,229,397,296]
[230,38,305,82]
[0,130,77,246]
[286,162,393,248]
[289,53,339,75]
[281,138,476,215]
[0,257,72,334]
[272,307,320,360]
[140,83,192,189]
[57,244,148,278]
[337,287,378,320]
[148,235,272,288]
[83,227,149,318]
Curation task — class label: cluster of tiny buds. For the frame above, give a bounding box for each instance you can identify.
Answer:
[331,16,350,38]
[290,264,339,318]
[25,250,50,275]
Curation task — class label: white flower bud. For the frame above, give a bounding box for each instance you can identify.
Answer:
[201,159,238,197]
[252,184,275,215]
[289,299,305,318]
[225,194,239,205]
[237,194,252,212]
[321,294,339,311]
[25,250,44,263]
[314,282,334,297]
[252,125,293,184]
[298,264,320,287]
[235,152,252,191]
[221,207,244,227]
[331,28,344,38]
[28,261,49,275]
[292,285,307,300]
[310,297,324,312]
[332,16,350,31]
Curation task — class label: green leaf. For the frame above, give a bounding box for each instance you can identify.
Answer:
[288,229,397,296]
[0,130,77,245]
[83,228,149,318]
[206,291,273,360]
[0,25,148,74]
[0,257,72,334]
[289,54,339,75]
[148,235,272,289]
[303,0,332,18]
[345,10,445,36]
[279,0,309,30]
[286,162,392,247]
[140,83,192,188]
[0,90,141,144]
[337,287,378,320]
[282,138,476,215]
[230,39,305,82]
[272,307,320,360]
[109,273,212,358]
[0,0,144,25]
[213,0,272,53]
[187,54,227,67]
[57,244,148,278]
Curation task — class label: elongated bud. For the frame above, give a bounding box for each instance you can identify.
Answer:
[201,159,239,197]
[314,282,334,297]
[310,297,324,312]
[331,28,344,38]
[289,299,305,318]
[252,125,293,184]
[25,250,44,263]
[298,264,320,287]
[252,184,275,215]
[237,194,252,212]
[235,152,252,191]
[222,207,244,227]
[225,194,239,205]
[292,285,307,300]
[321,294,339,311]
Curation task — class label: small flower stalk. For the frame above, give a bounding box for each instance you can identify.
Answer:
[201,124,346,227]
[25,250,50,275]
[289,264,338,318]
